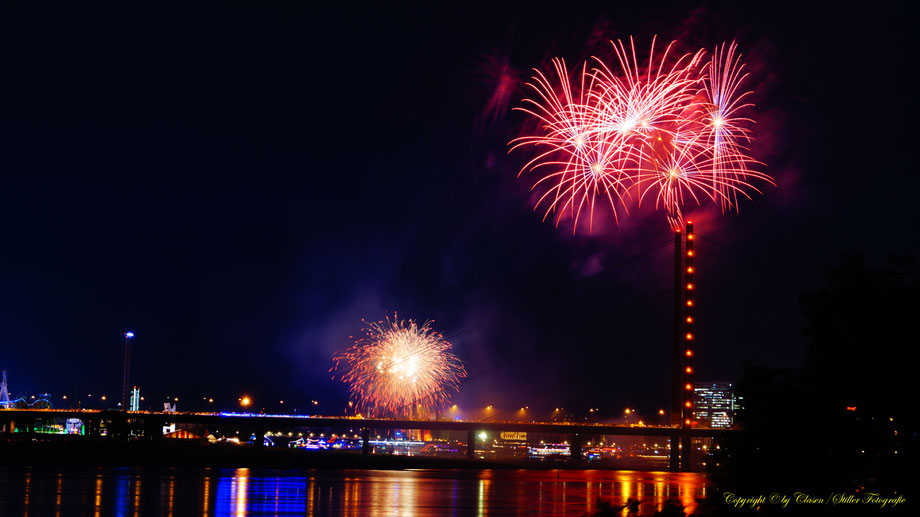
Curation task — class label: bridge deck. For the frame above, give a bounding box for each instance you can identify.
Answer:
[1,409,731,437]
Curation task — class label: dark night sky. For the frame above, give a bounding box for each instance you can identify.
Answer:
[1,2,916,419]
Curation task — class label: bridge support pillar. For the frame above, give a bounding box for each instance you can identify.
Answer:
[467,429,476,460]
[254,424,265,447]
[145,416,163,441]
[569,433,583,464]
[361,428,370,456]
[669,432,680,471]
[680,433,692,471]
[84,417,97,437]
[110,413,127,439]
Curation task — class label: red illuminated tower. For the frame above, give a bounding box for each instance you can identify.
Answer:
[683,222,695,428]
[681,222,695,467]
[670,221,696,471]
[670,228,684,427]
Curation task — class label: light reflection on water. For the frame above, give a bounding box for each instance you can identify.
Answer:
[0,467,708,516]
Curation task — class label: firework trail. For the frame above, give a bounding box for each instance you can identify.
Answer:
[511,37,773,231]
[331,315,466,417]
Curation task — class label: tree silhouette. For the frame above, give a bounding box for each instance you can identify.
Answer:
[706,254,917,515]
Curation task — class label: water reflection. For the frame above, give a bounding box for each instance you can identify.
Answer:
[202,474,211,517]
[55,473,63,517]
[94,472,102,517]
[134,474,142,517]
[23,470,30,517]
[114,473,129,517]
[2,467,708,516]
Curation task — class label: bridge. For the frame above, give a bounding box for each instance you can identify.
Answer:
[1,408,732,470]
[1,228,721,471]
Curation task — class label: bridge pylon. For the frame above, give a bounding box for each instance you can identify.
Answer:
[670,221,698,471]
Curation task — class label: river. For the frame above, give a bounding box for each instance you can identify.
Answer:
[0,467,708,515]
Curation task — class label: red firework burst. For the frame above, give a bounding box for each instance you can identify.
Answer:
[511,37,773,231]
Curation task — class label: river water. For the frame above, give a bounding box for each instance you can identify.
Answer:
[0,467,708,516]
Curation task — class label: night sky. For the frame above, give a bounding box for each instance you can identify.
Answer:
[1,2,915,419]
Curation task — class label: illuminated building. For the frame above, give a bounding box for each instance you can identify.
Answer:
[0,371,9,408]
[692,382,742,428]
[130,386,141,411]
[493,431,529,458]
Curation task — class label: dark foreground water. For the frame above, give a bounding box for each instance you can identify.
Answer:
[0,467,708,516]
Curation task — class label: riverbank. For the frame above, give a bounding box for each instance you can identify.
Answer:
[0,438,672,471]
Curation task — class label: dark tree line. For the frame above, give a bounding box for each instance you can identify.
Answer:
[702,253,918,515]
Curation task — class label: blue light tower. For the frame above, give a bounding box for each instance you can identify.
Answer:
[122,331,135,411]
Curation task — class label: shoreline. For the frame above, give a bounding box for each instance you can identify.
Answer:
[0,439,679,472]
